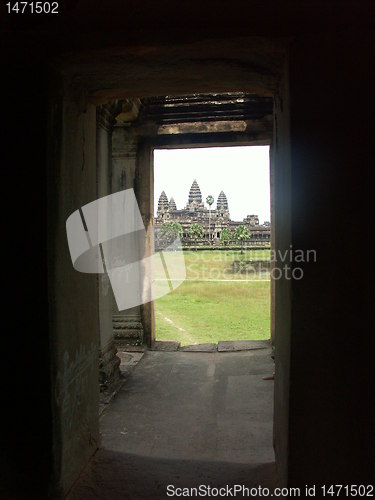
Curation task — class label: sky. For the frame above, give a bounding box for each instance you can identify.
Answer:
[153,146,270,223]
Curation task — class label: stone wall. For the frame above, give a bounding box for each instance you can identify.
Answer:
[47,84,100,495]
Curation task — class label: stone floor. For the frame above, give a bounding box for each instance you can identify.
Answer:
[68,348,276,499]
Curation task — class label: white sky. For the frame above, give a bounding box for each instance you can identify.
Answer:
[153,146,270,223]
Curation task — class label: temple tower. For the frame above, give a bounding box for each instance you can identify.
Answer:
[157,191,169,216]
[187,179,204,209]
[169,197,177,211]
[217,190,230,219]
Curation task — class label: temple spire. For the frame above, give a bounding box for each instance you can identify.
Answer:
[157,191,169,214]
[169,197,177,211]
[217,190,229,211]
[188,179,202,206]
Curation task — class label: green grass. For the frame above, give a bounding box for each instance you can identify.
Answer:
[155,250,270,345]
[159,249,270,281]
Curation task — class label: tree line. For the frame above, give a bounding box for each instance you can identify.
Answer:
[157,222,251,253]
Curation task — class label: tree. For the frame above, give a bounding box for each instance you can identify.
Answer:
[206,195,214,244]
[188,223,204,250]
[220,227,232,247]
[159,222,183,243]
[233,225,251,254]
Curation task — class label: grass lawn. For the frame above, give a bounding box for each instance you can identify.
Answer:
[155,250,270,345]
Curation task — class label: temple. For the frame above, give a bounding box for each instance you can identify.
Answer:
[156,179,271,244]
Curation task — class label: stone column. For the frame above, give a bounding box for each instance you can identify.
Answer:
[269,141,276,345]
[96,102,122,395]
[135,139,155,347]
[111,125,144,349]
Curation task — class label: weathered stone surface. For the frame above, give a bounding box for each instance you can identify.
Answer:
[117,344,146,353]
[112,314,144,348]
[62,38,285,99]
[218,340,270,352]
[98,341,121,400]
[116,351,144,365]
[179,343,217,352]
[150,340,180,351]
[117,352,144,376]
[68,348,275,498]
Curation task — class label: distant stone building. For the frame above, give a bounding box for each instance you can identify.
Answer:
[155,179,271,245]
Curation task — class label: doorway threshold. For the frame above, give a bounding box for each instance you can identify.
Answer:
[112,340,273,395]
[149,339,270,352]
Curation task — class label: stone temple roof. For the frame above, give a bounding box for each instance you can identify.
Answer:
[217,190,229,211]
[158,190,169,211]
[169,197,177,210]
[188,179,202,205]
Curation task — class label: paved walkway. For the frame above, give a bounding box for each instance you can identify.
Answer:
[68,348,276,499]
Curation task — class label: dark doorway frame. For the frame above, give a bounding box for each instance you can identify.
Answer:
[46,38,291,494]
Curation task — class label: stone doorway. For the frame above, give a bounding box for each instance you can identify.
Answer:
[92,97,278,496]
[46,37,292,495]
[108,94,274,350]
